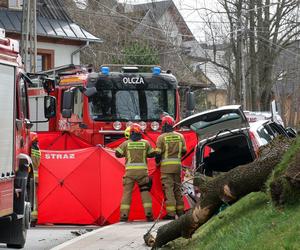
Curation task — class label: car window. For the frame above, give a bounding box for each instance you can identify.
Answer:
[191,113,240,130]
[257,126,273,145]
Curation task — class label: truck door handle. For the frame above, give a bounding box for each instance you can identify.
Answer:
[25,119,33,129]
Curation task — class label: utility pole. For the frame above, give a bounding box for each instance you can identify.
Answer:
[241,31,246,109]
[21,0,37,73]
[239,9,247,109]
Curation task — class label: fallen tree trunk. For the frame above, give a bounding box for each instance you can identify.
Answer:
[144,137,294,248]
[270,138,300,206]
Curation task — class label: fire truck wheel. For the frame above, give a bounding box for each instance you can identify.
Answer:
[6,201,29,249]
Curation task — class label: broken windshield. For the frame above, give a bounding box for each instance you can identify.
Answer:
[89,89,175,121]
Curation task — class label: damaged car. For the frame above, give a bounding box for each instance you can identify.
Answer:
[175,105,258,176]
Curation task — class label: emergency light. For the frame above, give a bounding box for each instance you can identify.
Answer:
[152,66,161,75]
[101,66,110,75]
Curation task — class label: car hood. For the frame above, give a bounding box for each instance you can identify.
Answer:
[175,105,249,140]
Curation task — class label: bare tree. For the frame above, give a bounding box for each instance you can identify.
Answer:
[197,0,300,110]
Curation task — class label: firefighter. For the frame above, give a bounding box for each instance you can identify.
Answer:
[30,132,41,222]
[115,123,155,222]
[156,115,187,219]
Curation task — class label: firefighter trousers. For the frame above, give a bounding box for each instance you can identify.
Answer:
[161,173,184,216]
[120,175,152,219]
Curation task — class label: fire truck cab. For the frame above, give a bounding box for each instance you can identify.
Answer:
[0,28,55,248]
[36,65,195,146]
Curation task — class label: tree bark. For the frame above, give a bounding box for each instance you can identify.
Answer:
[144,137,293,249]
[270,145,300,206]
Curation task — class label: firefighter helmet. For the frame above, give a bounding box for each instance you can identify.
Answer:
[30,132,38,142]
[161,115,175,127]
[124,126,131,139]
[130,123,142,135]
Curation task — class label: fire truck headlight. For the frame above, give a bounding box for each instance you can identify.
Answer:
[126,121,133,128]
[101,66,110,75]
[139,121,147,131]
[151,121,159,131]
[113,121,122,130]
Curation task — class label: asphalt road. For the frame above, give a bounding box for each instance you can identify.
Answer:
[0,225,99,250]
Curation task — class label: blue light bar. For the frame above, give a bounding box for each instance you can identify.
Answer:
[101,66,110,75]
[152,66,161,75]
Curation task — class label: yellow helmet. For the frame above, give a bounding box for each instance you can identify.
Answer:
[124,126,131,139]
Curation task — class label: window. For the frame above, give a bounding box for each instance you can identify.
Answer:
[37,49,54,71]
[25,49,54,72]
[73,88,83,119]
[9,0,23,9]
[89,89,175,121]
[19,76,29,119]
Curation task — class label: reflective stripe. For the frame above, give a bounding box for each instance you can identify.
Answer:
[161,158,181,166]
[121,204,130,210]
[116,148,124,155]
[31,149,41,157]
[178,141,182,158]
[164,138,168,159]
[143,203,152,208]
[166,205,176,212]
[165,135,181,142]
[143,148,146,164]
[127,148,131,163]
[128,142,146,149]
[126,166,147,170]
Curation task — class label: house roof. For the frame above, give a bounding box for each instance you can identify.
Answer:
[124,0,194,42]
[0,9,102,43]
[131,0,172,20]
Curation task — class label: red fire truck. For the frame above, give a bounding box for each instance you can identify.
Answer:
[30,64,195,147]
[0,29,56,248]
[27,64,197,225]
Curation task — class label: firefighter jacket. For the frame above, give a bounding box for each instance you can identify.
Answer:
[115,139,155,176]
[156,132,187,174]
[31,141,41,182]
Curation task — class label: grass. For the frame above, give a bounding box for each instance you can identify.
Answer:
[166,192,300,250]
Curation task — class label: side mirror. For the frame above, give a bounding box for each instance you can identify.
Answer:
[62,91,74,118]
[83,87,97,97]
[186,91,195,116]
[44,96,56,119]
[42,78,55,93]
